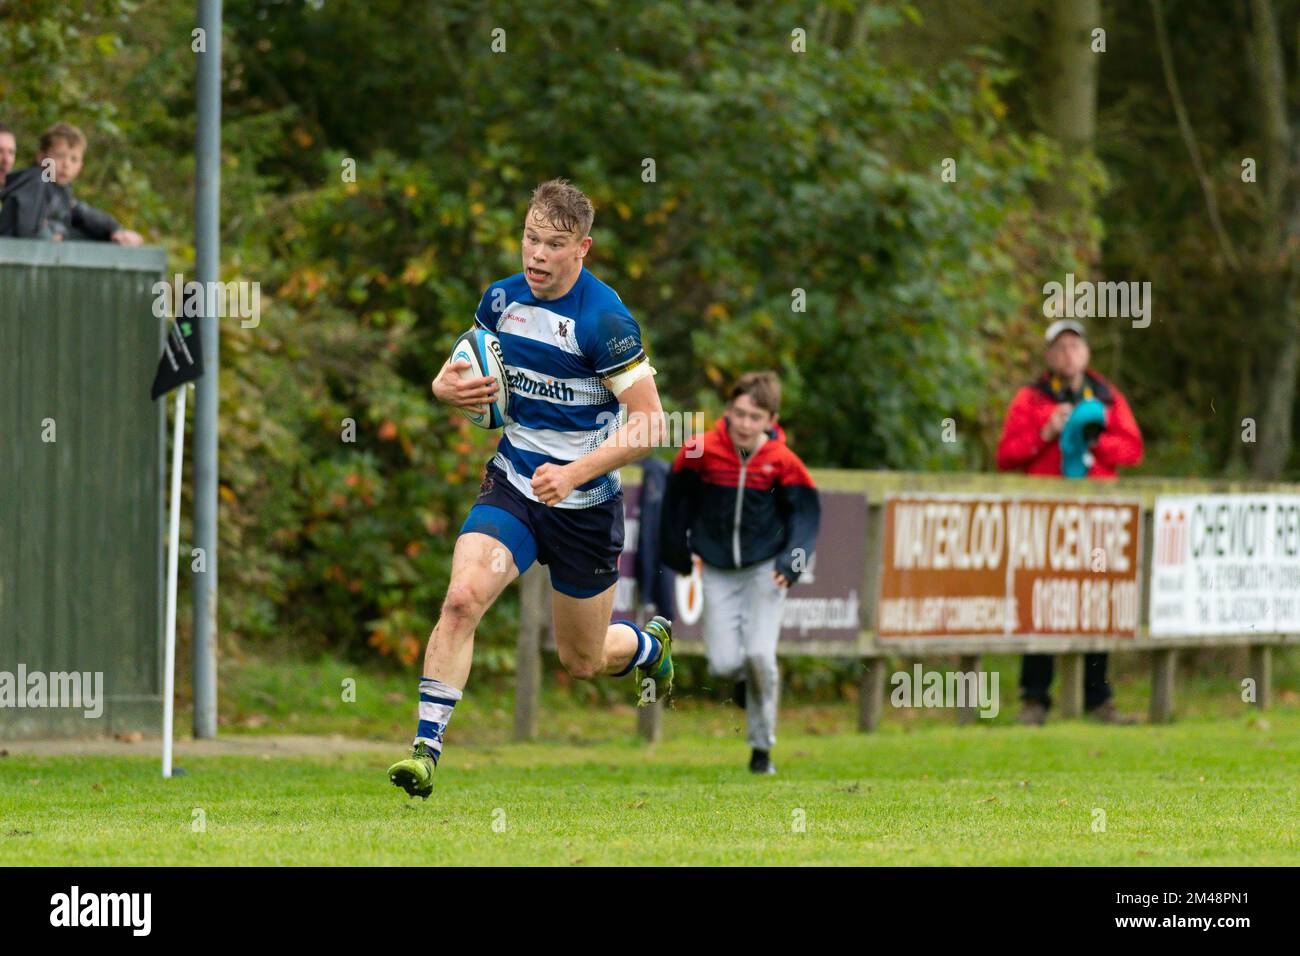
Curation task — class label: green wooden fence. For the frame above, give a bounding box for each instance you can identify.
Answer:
[0,238,167,739]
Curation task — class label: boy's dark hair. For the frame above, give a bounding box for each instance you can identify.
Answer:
[528,178,595,237]
[39,122,86,152]
[0,123,13,136]
[729,371,782,416]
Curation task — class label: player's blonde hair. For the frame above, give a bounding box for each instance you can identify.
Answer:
[528,179,595,237]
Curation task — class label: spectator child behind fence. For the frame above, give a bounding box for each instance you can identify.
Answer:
[0,121,142,245]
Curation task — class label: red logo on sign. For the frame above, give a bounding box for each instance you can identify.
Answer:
[1156,509,1187,566]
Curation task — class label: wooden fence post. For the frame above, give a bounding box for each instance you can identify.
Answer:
[1058,653,1084,718]
[1150,648,1177,724]
[957,654,982,724]
[1248,644,1273,710]
[858,656,886,732]
[513,566,547,742]
[637,697,663,742]
[625,609,664,742]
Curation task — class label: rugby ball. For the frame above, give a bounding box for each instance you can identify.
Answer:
[449,328,508,429]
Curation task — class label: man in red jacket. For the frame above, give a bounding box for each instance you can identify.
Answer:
[996,320,1143,724]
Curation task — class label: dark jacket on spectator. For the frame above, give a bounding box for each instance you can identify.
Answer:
[634,457,677,618]
[0,165,121,240]
[660,416,821,583]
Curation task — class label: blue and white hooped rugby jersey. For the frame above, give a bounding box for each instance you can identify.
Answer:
[474,268,647,509]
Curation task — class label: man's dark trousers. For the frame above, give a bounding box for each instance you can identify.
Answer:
[1020,653,1112,710]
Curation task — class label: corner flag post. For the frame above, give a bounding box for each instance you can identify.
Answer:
[161,383,188,778]
[153,311,202,780]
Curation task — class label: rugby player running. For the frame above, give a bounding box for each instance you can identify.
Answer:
[388,180,674,798]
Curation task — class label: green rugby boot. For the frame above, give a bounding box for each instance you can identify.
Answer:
[387,742,437,799]
[635,616,674,706]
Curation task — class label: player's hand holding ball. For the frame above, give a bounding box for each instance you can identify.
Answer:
[440,328,509,428]
[432,358,498,417]
[531,462,577,507]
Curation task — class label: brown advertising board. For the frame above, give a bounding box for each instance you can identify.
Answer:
[614,484,867,643]
[877,494,1142,640]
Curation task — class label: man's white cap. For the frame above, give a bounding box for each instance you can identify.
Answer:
[1045,319,1086,344]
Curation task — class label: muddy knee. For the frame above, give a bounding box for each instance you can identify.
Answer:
[441,582,485,628]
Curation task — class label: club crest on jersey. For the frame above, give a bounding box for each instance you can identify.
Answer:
[556,319,571,339]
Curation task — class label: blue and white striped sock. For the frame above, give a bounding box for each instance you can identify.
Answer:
[612,620,660,678]
[414,676,462,764]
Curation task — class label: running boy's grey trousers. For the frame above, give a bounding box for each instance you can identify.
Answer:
[701,557,786,750]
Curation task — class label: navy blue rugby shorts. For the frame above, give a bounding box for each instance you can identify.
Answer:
[458,464,624,598]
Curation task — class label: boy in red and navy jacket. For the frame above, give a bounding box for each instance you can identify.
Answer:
[660,372,820,774]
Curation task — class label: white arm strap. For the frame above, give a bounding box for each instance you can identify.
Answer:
[605,358,656,397]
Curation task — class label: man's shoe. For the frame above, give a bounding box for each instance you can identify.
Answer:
[636,616,674,705]
[733,679,747,709]
[1086,700,1139,725]
[1017,701,1048,726]
[749,748,776,775]
[387,742,437,799]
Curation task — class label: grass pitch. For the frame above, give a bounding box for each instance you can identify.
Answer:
[3,708,1297,866]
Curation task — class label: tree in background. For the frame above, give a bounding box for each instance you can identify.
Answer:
[211,0,1057,654]
[10,0,1290,664]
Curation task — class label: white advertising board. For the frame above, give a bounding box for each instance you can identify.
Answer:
[1149,494,1300,636]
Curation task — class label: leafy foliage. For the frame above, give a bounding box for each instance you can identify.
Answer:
[1,0,1132,669]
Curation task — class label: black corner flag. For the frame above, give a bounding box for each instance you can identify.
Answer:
[151,314,204,400]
